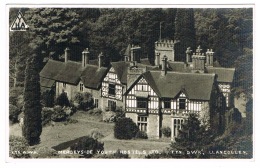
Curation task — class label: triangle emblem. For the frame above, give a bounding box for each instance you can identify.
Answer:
[10,11,29,31]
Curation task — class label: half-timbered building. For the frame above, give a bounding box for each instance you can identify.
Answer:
[125,56,226,139]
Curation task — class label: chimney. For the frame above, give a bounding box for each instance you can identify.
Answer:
[191,46,206,73]
[206,49,214,67]
[186,47,192,63]
[98,52,104,68]
[124,55,129,62]
[82,48,90,68]
[131,45,141,63]
[155,52,160,66]
[161,55,168,76]
[64,47,70,62]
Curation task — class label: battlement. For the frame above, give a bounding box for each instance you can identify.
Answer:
[155,40,175,49]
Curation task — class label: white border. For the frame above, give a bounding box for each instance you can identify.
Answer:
[1,1,259,168]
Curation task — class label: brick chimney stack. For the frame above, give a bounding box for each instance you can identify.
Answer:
[82,48,90,68]
[98,52,104,68]
[161,55,168,76]
[155,52,160,66]
[64,47,70,62]
[191,46,206,73]
[186,47,192,63]
[206,49,214,67]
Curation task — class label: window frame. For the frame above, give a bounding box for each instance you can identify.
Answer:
[136,97,148,109]
[137,116,148,132]
[108,100,116,111]
[179,98,186,110]
[173,118,185,137]
[164,98,171,109]
[108,83,116,96]
[80,83,84,92]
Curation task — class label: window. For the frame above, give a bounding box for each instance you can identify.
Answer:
[137,97,147,108]
[94,98,99,108]
[108,100,116,111]
[137,116,147,132]
[173,118,185,137]
[164,99,171,109]
[63,83,66,88]
[108,84,116,96]
[80,83,84,92]
[179,99,186,110]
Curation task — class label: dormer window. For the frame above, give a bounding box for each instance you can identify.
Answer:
[137,97,147,109]
[179,99,186,110]
[164,98,171,109]
[108,84,116,96]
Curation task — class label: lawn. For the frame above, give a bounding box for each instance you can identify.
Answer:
[9,111,170,158]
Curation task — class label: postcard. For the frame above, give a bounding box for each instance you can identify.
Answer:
[7,4,254,161]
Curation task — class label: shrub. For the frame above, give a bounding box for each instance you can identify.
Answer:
[90,129,104,140]
[51,105,67,122]
[135,131,148,139]
[9,104,20,124]
[9,135,30,158]
[41,107,54,126]
[70,136,104,158]
[56,92,70,107]
[89,108,102,115]
[41,90,55,107]
[73,92,94,110]
[114,117,139,139]
[161,127,171,138]
[63,118,78,125]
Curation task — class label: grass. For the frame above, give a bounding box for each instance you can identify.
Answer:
[9,110,170,158]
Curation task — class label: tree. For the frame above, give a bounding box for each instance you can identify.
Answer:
[25,8,83,61]
[174,8,196,61]
[169,114,215,158]
[114,117,139,139]
[22,54,42,145]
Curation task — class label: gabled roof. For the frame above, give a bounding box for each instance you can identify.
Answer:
[206,67,235,83]
[81,65,108,89]
[54,61,83,85]
[168,61,189,72]
[40,59,65,79]
[110,61,160,84]
[40,77,55,88]
[126,71,216,101]
[111,61,131,84]
[40,59,108,89]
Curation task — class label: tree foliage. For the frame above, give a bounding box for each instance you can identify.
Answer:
[10,8,253,99]
[174,8,196,61]
[169,114,215,158]
[25,8,83,60]
[114,117,139,139]
[22,54,42,145]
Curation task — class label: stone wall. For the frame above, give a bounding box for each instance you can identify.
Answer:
[147,114,160,139]
[162,114,172,129]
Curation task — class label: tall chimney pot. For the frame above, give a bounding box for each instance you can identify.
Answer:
[64,47,70,62]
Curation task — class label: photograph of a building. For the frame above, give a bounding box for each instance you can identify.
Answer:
[8,7,253,159]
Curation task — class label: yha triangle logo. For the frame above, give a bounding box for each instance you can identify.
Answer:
[10,11,29,31]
